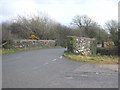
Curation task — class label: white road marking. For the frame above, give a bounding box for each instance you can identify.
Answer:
[95,72,99,74]
[81,74,88,77]
[43,62,49,65]
[52,59,57,61]
[59,56,62,59]
[66,76,74,80]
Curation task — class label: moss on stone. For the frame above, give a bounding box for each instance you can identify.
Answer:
[67,36,77,53]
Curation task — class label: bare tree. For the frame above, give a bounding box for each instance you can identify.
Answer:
[105,20,118,45]
[2,22,13,40]
[10,14,53,39]
[71,15,99,37]
[71,15,95,28]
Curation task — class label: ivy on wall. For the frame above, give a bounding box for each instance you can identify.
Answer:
[67,36,77,53]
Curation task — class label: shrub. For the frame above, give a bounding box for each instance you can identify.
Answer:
[97,46,118,55]
[2,40,14,49]
[29,35,40,40]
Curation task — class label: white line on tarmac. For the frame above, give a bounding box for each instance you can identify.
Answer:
[43,62,49,65]
[59,56,63,59]
[52,59,57,61]
[81,74,88,77]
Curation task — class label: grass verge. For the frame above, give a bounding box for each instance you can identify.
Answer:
[64,53,118,64]
[1,46,62,55]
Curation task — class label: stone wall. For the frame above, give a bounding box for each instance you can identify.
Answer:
[67,36,96,56]
[13,40,56,48]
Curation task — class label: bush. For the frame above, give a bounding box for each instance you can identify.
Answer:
[2,40,14,49]
[97,46,118,55]
[29,35,40,40]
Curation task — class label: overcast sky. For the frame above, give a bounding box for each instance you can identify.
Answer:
[0,0,119,27]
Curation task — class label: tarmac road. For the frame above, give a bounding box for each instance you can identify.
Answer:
[2,48,118,88]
